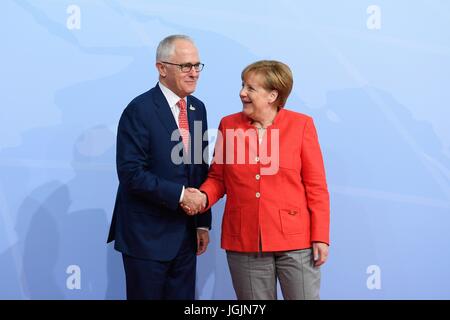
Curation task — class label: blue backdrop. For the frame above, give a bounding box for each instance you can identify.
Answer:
[1,0,449,299]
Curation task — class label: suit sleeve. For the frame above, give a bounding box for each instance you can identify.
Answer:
[301,117,330,245]
[116,103,183,211]
[200,120,226,210]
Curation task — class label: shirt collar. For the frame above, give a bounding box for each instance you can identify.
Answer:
[158,82,187,109]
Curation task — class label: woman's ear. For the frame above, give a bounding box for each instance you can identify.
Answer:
[269,90,279,104]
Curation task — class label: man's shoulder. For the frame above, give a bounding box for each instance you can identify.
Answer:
[129,87,157,107]
[123,86,159,114]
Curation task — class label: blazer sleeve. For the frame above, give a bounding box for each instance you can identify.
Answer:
[200,120,227,210]
[116,103,183,211]
[301,117,330,245]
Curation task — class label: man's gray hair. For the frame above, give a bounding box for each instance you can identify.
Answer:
[156,35,195,61]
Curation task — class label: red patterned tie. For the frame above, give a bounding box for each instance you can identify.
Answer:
[177,99,190,152]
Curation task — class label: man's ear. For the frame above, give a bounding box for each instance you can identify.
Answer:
[156,62,166,78]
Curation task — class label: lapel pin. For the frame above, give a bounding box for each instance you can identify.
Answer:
[189,105,196,111]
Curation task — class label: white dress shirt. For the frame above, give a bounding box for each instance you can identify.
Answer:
[158,83,208,229]
[158,82,186,203]
[158,81,187,129]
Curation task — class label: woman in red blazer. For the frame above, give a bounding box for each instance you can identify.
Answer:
[198,60,329,299]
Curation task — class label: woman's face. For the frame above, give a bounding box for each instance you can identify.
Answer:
[240,72,277,121]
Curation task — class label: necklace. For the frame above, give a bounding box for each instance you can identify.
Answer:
[253,122,271,129]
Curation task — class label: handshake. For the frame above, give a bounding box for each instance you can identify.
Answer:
[180,188,208,216]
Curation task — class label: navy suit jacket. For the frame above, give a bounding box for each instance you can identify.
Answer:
[107,84,212,261]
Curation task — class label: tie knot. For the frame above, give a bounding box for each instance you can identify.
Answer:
[177,99,187,111]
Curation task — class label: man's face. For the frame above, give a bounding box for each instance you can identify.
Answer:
[157,39,201,98]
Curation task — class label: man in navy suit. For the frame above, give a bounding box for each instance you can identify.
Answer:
[107,35,212,300]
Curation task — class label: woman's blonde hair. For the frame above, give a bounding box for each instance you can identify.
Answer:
[241,60,293,108]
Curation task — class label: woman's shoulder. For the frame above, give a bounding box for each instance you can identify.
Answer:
[281,108,313,123]
[220,111,245,125]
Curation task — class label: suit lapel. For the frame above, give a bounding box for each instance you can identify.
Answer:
[152,86,200,164]
[153,85,179,136]
[187,96,204,167]
[186,96,197,140]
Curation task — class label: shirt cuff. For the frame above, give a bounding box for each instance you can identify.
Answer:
[179,185,185,203]
[196,227,209,231]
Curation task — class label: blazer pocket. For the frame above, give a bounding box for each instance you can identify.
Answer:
[278,152,299,172]
[279,208,303,235]
[223,207,241,236]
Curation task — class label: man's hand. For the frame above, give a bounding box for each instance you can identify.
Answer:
[181,188,206,215]
[312,242,329,267]
[196,229,209,255]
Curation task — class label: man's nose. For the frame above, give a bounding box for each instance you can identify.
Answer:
[189,68,200,76]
